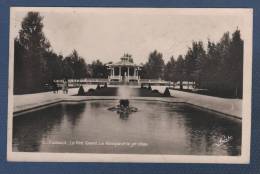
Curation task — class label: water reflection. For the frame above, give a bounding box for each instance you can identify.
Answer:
[13,104,64,151]
[181,106,241,155]
[13,103,86,152]
[13,100,241,155]
[119,112,129,120]
[63,103,86,128]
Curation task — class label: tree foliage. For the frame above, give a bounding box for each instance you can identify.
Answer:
[141,50,165,79]
[14,12,88,94]
[14,12,50,93]
[174,55,185,89]
[14,11,244,98]
[90,60,108,78]
[164,56,175,81]
[63,50,88,79]
[162,29,243,98]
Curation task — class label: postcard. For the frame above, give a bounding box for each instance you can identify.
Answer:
[7,7,252,163]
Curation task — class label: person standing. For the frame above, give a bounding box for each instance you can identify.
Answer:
[65,79,68,94]
[62,78,68,94]
[52,80,58,93]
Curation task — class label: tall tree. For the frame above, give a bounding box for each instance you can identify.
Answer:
[164,56,176,81]
[44,51,63,80]
[184,41,206,88]
[198,40,218,89]
[62,50,88,79]
[144,50,165,79]
[62,57,74,79]
[180,30,243,98]
[229,30,243,97]
[70,50,86,79]
[175,55,185,90]
[193,41,207,87]
[91,59,108,78]
[15,11,50,93]
[14,38,26,93]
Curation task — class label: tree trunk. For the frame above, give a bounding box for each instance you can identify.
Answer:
[235,87,238,98]
[180,81,183,90]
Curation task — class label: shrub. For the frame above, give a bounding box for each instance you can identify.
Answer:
[163,87,171,97]
[96,84,101,89]
[88,88,95,93]
[148,83,152,90]
[152,89,159,93]
[77,86,85,95]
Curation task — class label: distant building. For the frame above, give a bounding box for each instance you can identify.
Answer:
[106,54,142,84]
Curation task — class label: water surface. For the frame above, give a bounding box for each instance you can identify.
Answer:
[13,100,241,155]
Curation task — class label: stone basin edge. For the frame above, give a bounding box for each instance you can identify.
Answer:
[12,96,242,120]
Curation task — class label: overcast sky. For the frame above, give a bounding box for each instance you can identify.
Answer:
[12,8,250,64]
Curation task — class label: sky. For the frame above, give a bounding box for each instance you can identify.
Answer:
[11,8,250,64]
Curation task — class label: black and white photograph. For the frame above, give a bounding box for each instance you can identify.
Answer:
[7,8,252,163]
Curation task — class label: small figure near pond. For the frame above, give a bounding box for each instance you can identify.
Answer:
[96,83,101,90]
[62,78,68,94]
[51,80,59,93]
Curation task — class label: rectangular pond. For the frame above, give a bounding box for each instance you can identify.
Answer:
[13,100,241,155]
